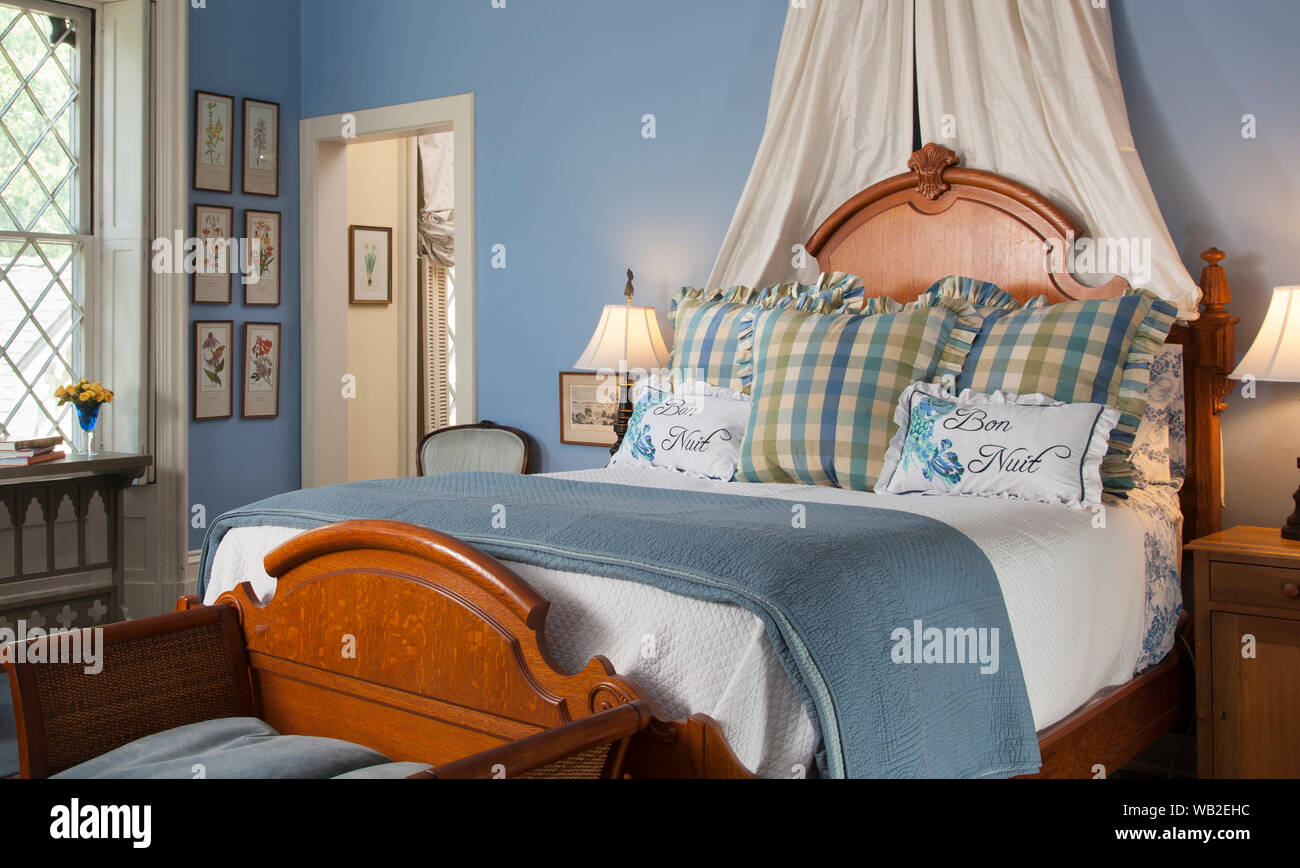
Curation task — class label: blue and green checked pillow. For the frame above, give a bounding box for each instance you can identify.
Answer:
[737,299,983,492]
[957,289,1179,494]
[668,273,862,393]
[910,274,1048,313]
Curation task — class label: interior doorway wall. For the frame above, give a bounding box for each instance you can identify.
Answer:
[299,95,475,488]
[344,137,416,481]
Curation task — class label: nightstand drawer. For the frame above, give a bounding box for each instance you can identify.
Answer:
[1210,561,1300,612]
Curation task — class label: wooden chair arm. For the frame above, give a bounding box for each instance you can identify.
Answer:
[415,700,656,779]
[3,603,256,778]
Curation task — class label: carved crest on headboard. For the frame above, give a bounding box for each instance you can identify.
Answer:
[907,143,960,200]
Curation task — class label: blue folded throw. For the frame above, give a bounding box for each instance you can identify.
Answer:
[199,473,1040,778]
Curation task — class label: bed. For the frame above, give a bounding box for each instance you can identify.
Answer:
[200,144,1238,778]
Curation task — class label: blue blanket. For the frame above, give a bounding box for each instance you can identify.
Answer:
[198,473,1040,778]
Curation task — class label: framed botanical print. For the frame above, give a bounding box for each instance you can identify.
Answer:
[349,225,392,304]
[244,209,281,306]
[242,322,281,419]
[192,204,233,304]
[194,321,234,420]
[242,98,280,197]
[193,91,234,192]
[558,371,619,447]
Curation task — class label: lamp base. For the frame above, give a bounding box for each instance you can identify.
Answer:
[610,378,633,456]
[1283,457,1300,541]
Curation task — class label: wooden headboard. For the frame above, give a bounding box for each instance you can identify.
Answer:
[806,143,1238,542]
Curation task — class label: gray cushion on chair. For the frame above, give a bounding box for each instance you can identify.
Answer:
[53,717,390,779]
[419,427,527,476]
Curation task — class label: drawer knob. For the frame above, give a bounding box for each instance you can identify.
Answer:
[1284,582,1300,600]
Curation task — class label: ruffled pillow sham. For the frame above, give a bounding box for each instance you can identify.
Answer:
[668,272,862,393]
[737,298,984,492]
[955,288,1179,495]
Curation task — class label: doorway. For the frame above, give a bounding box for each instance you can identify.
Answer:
[299,95,475,488]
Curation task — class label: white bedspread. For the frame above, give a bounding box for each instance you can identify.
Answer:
[204,466,1181,778]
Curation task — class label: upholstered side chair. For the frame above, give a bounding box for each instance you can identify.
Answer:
[416,421,534,476]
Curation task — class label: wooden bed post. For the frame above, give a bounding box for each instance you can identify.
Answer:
[1178,248,1239,543]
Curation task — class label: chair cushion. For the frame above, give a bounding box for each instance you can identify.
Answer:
[52,717,390,779]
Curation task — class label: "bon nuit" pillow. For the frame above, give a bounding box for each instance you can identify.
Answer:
[608,376,751,480]
[877,381,1121,508]
[956,289,1178,495]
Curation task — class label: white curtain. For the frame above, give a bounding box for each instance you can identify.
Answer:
[915,0,1201,314]
[418,132,455,267]
[705,0,915,290]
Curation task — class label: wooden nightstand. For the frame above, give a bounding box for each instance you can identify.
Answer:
[1186,526,1300,778]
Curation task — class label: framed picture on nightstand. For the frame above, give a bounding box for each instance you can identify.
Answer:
[558,371,618,448]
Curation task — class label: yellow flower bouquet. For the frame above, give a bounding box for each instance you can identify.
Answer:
[54,378,114,456]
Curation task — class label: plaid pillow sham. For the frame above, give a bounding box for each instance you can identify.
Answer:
[668,273,861,393]
[956,289,1179,494]
[737,299,983,492]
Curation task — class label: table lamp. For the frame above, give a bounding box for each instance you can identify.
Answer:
[574,269,670,454]
[1229,285,1300,539]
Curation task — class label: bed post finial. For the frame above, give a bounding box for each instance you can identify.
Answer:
[907,143,960,200]
[1180,247,1239,541]
[1199,247,1232,313]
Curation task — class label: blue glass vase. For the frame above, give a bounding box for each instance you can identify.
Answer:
[76,402,101,456]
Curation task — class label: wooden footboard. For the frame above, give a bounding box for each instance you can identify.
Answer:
[207,518,1179,779]
[194,519,755,778]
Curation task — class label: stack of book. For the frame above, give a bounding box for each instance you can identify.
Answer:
[0,436,67,466]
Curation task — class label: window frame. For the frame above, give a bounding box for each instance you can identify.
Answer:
[0,0,96,445]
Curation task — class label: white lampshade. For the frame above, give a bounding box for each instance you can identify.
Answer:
[574,304,669,371]
[1230,286,1300,382]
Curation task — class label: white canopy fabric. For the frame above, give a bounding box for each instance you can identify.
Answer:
[708,0,1200,315]
[915,0,1200,313]
[705,0,915,291]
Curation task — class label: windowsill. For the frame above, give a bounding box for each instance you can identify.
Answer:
[0,452,152,485]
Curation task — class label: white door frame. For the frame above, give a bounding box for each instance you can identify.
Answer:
[299,94,476,488]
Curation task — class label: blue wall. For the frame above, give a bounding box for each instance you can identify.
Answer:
[1112,0,1300,528]
[187,0,1299,539]
[299,0,787,474]
[188,0,301,548]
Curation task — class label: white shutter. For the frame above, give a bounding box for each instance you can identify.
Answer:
[420,257,452,434]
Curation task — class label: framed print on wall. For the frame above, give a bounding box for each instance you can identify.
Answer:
[244,209,281,305]
[194,321,234,420]
[242,322,281,419]
[193,91,234,192]
[242,98,280,197]
[558,371,618,448]
[349,225,393,304]
[192,204,233,304]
